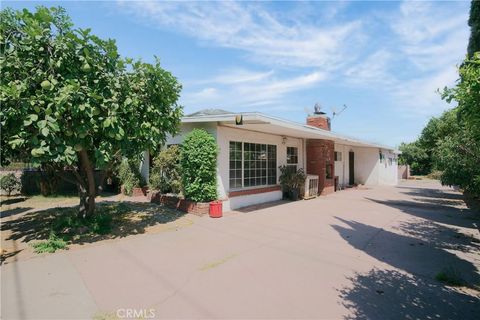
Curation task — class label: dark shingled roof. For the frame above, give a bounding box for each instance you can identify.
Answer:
[185,109,232,117]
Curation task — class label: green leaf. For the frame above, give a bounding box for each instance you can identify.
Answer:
[103,118,111,128]
[41,127,50,137]
[37,120,47,128]
[31,147,45,157]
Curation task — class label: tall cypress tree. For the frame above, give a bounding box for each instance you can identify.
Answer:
[467,0,480,57]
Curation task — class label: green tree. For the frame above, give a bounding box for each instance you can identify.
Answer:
[398,141,430,175]
[434,127,480,195]
[399,109,459,175]
[180,129,218,202]
[0,7,182,216]
[468,0,480,58]
[439,54,480,196]
[443,54,480,141]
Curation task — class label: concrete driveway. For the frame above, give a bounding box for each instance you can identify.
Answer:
[2,180,479,319]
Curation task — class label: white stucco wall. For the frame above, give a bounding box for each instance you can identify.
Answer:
[216,125,304,211]
[161,123,305,211]
[378,150,399,185]
[334,144,398,187]
[334,144,349,188]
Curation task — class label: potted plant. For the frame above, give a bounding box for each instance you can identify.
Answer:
[290,168,306,201]
[279,165,293,199]
[279,166,306,201]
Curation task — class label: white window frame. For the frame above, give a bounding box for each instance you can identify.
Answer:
[286,146,298,172]
[229,141,278,190]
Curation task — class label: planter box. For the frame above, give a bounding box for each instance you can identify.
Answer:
[150,191,211,216]
[121,186,148,197]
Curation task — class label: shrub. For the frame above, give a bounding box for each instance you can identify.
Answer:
[118,159,145,196]
[149,145,182,194]
[427,170,443,180]
[31,232,67,253]
[435,266,465,286]
[0,173,21,196]
[180,129,218,202]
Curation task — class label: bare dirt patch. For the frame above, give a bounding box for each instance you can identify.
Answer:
[1,195,192,264]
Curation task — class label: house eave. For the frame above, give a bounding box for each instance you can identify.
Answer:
[181,112,399,153]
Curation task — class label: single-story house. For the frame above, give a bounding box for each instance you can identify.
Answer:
[140,109,400,212]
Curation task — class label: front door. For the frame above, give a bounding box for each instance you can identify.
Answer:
[349,151,355,185]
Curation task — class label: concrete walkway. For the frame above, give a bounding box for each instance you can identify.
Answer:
[2,180,479,319]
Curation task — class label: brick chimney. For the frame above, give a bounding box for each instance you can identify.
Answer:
[307,109,331,131]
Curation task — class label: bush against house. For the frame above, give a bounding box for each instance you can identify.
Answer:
[118,160,145,196]
[149,145,182,195]
[180,129,218,202]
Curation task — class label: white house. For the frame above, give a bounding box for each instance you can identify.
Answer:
[140,109,399,211]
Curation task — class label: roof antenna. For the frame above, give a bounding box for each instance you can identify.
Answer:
[331,104,347,120]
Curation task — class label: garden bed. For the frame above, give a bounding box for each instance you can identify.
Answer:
[149,191,210,216]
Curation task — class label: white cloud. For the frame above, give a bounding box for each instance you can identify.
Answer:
[117,0,469,120]
[341,1,468,116]
[198,69,274,85]
[182,69,326,111]
[190,87,219,100]
[393,66,460,116]
[344,50,394,85]
[116,0,364,70]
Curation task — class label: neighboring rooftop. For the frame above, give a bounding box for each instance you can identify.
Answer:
[185,109,232,117]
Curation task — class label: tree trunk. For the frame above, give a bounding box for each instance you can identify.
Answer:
[78,150,96,218]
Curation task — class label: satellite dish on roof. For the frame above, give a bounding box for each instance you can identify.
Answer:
[314,102,323,114]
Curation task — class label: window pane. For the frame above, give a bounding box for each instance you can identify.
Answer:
[241,143,269,187]
[229,141,242,189]
[267,145,277,184]
[287,147,298,164]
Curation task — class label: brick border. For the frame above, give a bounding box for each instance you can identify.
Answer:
[121,186,149,197]
[228,185,281,198]
[149,192,210,216]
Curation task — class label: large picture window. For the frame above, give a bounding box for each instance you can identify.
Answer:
[229,141,277,189]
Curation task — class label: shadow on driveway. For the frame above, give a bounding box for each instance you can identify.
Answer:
[365,197,478,229]
[339,268,480,320]
[331,218,480,287]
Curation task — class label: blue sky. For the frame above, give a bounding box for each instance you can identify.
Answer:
[5,1,471,146]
